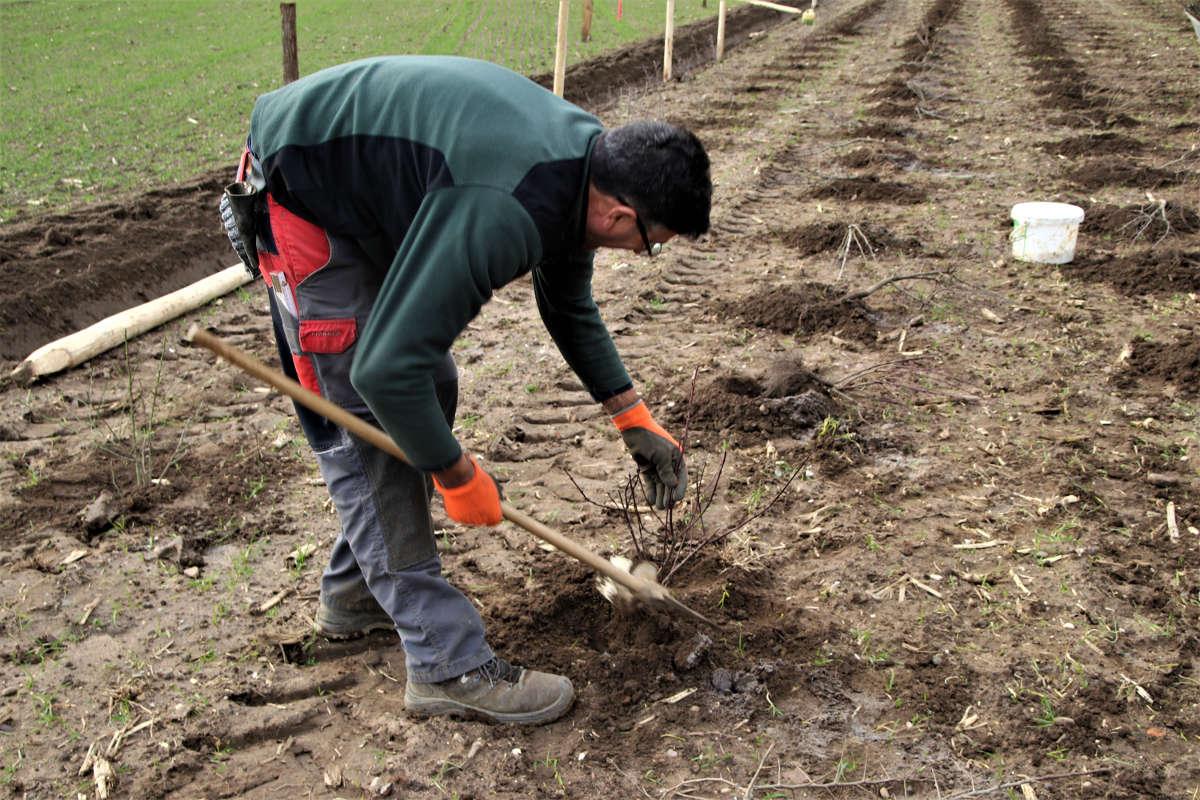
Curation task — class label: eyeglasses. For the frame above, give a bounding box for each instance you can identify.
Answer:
[619,195,662,257]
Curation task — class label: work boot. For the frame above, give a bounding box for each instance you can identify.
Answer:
[404,657,574,725]
[314,601,395,639]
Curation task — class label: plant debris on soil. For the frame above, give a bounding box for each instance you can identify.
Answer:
[2,1,1199,798]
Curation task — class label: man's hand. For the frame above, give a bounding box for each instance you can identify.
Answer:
[611,400,687,510]
[433,454,503,526]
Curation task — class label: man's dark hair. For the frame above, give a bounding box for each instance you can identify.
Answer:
[590,121,711,237]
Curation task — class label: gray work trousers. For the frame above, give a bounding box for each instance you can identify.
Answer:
[268,294,493,683]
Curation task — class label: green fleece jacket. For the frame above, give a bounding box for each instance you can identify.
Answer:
[250,56,631,470]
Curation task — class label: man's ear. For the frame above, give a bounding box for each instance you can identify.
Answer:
[606,198,638,231]
[591,189,630,232]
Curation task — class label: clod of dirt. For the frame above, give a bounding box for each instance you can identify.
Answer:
[79,489,118,537]
[710,668,761,694]
[733,281,880,340]
[1080,201,1200,241]
[39,226,75,249]
[147,535,184,563]
[1117,335,1200,394]
[867,81,915,103]
[672,632,713,671]
[810,175,927,204]
[1059,250,1200,295]
[1068,159,1182,191]
[1040,132,1145,157]
[762,355,832,399]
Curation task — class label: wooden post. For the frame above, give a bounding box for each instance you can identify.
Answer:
[663,0,676,82]
[581,0,593,42]
[280,3,299,84]
[716,0,727,60]
[553,0,569,96]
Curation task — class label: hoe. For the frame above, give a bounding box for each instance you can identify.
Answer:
[186,325,716,629]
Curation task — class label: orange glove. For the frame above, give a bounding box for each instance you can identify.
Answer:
[612,400,687,509]
[433,455,503,526]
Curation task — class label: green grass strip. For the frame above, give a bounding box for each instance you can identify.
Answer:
[0,0,721,221]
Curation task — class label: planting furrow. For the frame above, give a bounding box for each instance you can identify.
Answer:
[1044,0,1200,123]
[1003,0,1137,129]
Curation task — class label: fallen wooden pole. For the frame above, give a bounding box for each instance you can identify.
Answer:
[734,0,802,14]
[11,264,252,385]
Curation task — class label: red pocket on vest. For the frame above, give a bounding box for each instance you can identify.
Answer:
[298,318,357,354]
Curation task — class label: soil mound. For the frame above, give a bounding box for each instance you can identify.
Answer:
[1081,201,1200,241]
[1059,250,1200,295]
[852,122,915,141]
[1118,335,1200,394]
[1041,132,1145,157]
[869,100,917,119]
[1048,110,1140,129]
[1068,159,1182,191]
[810,176,927,204]
[776,221,923,257]
[732,281,880,340]
[680,364,836,437]
[835,146,920,170]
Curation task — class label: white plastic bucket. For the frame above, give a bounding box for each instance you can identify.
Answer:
[1010,201,1085,264]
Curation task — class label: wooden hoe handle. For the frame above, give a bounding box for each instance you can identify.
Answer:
[185,326,716,628]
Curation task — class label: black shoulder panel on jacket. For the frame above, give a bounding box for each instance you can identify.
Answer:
[512,157,587,265]
[260,135,455,250]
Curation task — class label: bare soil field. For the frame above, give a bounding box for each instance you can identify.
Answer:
[1,1,1198,798]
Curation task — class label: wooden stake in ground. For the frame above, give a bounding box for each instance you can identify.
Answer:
[280,3,298,84]
[581,0,593,42]
[664,0,676,81]
[10,264,252,385]
[553,0,570,96]
[716,0,727,60]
